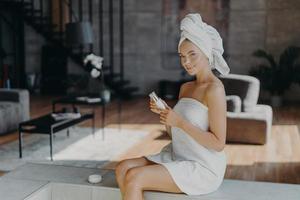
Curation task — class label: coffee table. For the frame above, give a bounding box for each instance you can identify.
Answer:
[19,112,94,161]
[52,94,122,137]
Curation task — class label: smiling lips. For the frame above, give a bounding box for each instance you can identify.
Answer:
[186,66,194,71]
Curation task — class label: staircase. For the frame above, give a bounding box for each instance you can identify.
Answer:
[0,0,138,99]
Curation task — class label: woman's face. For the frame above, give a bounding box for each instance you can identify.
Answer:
[179,40,209,76]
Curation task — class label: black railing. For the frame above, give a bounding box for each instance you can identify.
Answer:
[39,0,43,18]
[98,0,103,56]
[16,0,125,77]
[119,0,124,82]
[88,0,93,53]
[59,0,63,42]
[0,0,137,97]
[108,0,114,76]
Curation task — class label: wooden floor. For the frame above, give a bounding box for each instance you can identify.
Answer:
[1,95,300,184]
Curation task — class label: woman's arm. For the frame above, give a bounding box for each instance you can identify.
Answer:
[179,84,226,151]
[160,84,227,152]
[165,125,172,138]
[178,120,225,152]
[164,82,187,139]
[149,97,172,139]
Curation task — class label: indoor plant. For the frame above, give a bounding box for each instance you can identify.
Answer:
[249,46,300,107]
[84,53,111,103]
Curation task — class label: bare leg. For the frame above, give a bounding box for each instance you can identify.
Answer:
[123,164,182,200]
[115,157,155,197]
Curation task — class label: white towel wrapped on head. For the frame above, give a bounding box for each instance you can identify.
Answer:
[178,13,230,75]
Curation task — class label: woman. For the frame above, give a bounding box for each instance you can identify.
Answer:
[115,13,229,199]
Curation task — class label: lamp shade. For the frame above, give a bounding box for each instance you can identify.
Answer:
[65,22,93,46]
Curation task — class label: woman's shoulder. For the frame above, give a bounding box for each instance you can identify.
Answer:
[179,81,194,93]
[178,81,196,99]
[181,81,194,88]
[204,80,225,101]
[205,79,224,91]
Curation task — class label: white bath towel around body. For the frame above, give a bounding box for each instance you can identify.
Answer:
[146,98,227,195]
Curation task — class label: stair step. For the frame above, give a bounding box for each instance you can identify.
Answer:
[23,9,42,14]
[35,23,57,31]
[0,0,31,7]
[22,2,33,8]
[43,31,63,40]
[50,31,64,36]
[26,16,51,23]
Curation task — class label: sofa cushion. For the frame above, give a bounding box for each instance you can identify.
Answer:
[226,95,241,112]
[0,102,20,134]
[226,105,273,145]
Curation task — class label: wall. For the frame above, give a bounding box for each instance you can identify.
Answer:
[119,0,183,94]
[23,0,300,100]
[227,0,300,101]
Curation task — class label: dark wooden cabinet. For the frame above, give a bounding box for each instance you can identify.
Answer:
[41,45,68,94]
[0,5,25,88]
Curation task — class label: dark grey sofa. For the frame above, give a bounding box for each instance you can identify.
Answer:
[0,89,30,135]
[219,74,273,145]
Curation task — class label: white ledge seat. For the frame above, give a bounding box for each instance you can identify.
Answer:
[1,163,299,200]
[144,179,300,200]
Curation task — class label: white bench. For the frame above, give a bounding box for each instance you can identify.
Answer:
[1,163,300,200]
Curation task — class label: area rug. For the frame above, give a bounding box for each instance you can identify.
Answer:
[0,127,149,172]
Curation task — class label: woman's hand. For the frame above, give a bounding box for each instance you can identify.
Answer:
[149,98,169,114]
[159,107,183,128]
